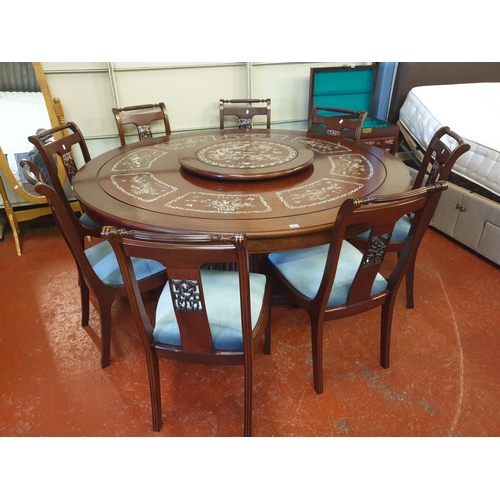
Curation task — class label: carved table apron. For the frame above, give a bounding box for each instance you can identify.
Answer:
[73,129,411,254]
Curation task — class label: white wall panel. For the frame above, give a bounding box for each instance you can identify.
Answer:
[111,63,248,131]
[115,62,241,70]
[45,70,114,139]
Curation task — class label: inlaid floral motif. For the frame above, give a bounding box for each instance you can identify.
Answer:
[154,135,217,151]
[221,133,289,141]
[111,149,168,171]
[328,154,374,180]
[291,137,351,154]
[195,140,297,169]
[165,192,271,214]
[277,178,363,209]
[110,173,177,202]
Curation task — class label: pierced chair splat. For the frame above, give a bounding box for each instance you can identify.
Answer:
[102,227,272,436]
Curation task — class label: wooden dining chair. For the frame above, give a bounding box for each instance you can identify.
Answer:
[348,126,471,308]
[220,98,271,130]
[112,102,171,146]
[308,106,368,140]
[102,226,272,436]
[28,122,99,229]
[22,160,167,369]
[264,182,448,395]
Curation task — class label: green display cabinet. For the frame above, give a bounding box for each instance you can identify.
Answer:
[308,64,400,155]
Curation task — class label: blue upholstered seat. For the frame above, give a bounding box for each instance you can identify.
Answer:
[268,240,387,307]
[153,269,268,350]
[86,240,165,286]
[79,212,100,229]
[355,214,412,243]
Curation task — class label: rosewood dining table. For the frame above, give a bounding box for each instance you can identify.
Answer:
[72,129,411,254]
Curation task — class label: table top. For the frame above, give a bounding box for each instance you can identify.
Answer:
[73,129,411,253]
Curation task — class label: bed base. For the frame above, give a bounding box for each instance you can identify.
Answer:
[397,122,500,266]
[397,120,425,165]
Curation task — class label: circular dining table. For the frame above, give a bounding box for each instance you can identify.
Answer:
[73,129,411,254]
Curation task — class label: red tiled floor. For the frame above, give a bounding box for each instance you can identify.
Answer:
[1,216,500,437]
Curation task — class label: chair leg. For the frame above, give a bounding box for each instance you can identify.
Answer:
[145,351,162,432]
[263,308,271,355]
[243,357,252,437]
[311,318,324,395]
[11,225,21,256]
[405,255,416,309]
[380,298,396,369]
[99,300,112,369]
[79,273,90,328]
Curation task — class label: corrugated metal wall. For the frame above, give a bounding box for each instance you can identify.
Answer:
[0,62,40,93]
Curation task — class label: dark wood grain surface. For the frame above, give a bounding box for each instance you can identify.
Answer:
[73,129,411,253]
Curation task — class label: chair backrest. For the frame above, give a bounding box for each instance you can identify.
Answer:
[112,102,171,146]
[102,227,256,359]
[220,98,271,130]
[412,126,471,190]
[28,122,91,200]
[308,106,368,140]
[319,182,448,310]
[22,160,102,285]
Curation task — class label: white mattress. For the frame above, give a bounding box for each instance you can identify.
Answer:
[399,82,500,198]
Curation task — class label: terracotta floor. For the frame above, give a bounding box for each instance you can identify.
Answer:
[1,215,500,438]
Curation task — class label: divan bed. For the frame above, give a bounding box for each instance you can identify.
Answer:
[388,63,500,266]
